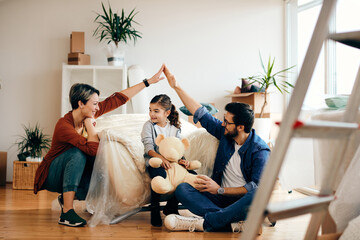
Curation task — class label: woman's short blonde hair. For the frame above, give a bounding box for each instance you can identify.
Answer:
[69,83,100,110]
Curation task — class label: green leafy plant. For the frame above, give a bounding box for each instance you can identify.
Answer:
[15,124,51,158]
[245,53,295,118]
[93,2,142,47]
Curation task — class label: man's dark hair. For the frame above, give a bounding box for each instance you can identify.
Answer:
[225,102,254,133]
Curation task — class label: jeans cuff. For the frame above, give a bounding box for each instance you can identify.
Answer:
[203,218,213,232]
[63,185,78,193]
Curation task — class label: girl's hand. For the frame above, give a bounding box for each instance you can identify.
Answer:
[178,159,190,169]
[161,158,172,170]
[147,64,165,85]
[163,65,177,89]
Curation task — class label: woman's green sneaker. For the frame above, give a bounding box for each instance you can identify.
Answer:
[58,209,87,227]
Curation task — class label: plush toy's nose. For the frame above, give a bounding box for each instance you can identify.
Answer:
[164,148,180,161]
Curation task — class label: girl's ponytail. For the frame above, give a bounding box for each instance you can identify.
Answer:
[151,94,181,128]
[168,104,181,128]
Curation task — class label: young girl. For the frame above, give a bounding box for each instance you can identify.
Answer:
[141,94,190,227]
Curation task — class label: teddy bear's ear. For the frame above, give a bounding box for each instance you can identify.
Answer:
[181,138,190,150]
[155,134,165,146]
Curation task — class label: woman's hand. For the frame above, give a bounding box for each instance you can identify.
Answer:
[147,64,165,85]
[163,65,177,89]
[178,159,190,169]
[161,158,172,170]
[84,117,99,142]
[84,118,96,128]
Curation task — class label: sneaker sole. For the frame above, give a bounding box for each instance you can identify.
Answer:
[58,219,86,227]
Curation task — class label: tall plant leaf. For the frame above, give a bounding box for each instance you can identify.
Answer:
[93,2,142,46]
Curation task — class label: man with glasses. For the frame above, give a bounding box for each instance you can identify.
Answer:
[162,65,271,233]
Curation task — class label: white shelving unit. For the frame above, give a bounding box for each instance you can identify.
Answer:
[61,63,128,116]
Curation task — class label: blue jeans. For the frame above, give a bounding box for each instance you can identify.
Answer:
[42,147,94,200]
[175,183,256,232]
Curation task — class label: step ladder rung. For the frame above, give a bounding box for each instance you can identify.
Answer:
[328,31,360,49]
[276,120,359,139]
[265,196,334,221]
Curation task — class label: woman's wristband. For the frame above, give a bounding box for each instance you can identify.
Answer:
[143,78,150,87]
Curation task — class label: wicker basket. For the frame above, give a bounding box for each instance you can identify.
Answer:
[12,161,41,190]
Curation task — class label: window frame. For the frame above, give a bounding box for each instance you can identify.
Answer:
[285,0,337,107]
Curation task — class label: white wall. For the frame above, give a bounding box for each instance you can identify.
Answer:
[0,0,285,182]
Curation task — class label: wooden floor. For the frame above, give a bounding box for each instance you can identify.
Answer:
[0,183,311,240]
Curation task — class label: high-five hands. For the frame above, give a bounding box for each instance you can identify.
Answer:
[163,65,178,89]
[148,64,165,85]
[194,175,220,194]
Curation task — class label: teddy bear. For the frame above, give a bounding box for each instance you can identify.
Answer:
[149,134,201,194]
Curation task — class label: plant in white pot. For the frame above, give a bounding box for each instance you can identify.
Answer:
[244,53,295,142]
[93,2,142,66]
[15,124,51,162]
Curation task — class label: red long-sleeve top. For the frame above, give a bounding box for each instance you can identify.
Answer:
[34,92,128,194]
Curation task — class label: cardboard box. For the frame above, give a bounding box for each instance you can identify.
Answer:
[68,53,90,65]
[13,161,41,190]
[0,152,7,185]
[228,92,270,118]
[70,32,85,53]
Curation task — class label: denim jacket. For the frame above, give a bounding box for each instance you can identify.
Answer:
[193,107,270,192]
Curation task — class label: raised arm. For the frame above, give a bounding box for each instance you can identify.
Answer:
[120,64,165,99]
[163,65,201,115]
[164,65,224,139]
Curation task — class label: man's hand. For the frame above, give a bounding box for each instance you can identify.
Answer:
[161,158,172,170]
[194,175,220,194]
[147,64,165,85]
[163,65,178,89]
[178,159,190,169]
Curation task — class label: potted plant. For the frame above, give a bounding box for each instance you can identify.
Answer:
[93,2,142,66]
[15,124,51,162]
[244,53,295,141]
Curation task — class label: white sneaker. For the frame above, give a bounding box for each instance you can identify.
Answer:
[164,214,204,232]
[231,221,262,235]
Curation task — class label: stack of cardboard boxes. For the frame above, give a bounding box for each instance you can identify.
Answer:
[68,32,90,65]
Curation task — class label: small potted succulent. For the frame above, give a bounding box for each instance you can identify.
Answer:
[244,53,295,141]
[15,124,51,162]
[93,2,142,66]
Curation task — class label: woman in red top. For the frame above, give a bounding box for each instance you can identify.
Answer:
[34,65,165,227]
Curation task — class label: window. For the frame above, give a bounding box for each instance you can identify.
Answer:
[335,0,360,95]
[286,0,360,109]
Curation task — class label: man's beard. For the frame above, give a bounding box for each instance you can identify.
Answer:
[225,129,238,141]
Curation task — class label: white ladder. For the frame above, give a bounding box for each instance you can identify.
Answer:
[242,0,360,239]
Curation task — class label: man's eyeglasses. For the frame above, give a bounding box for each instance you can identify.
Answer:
[223,117,236,126]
